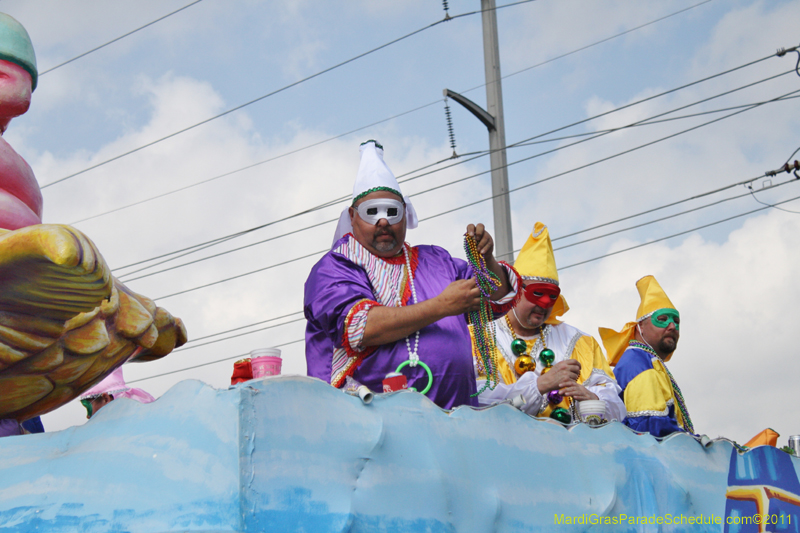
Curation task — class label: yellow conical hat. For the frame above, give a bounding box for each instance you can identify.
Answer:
[600,275,678,365]
[514,222,568,323]
[635,275,676,321]
[514,222,558,284]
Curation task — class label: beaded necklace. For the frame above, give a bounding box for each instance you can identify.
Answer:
[504,316,571,422]
[505,315,534,375]
[628,340,695,433]
[401,243,420,365]
[506,313,556,370]
[464,234,502,395]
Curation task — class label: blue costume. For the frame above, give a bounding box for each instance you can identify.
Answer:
[600,276,694,438]
[614,344,685,437]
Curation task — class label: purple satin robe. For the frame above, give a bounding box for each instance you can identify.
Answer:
[0,418,21,438]
[305,239,480,409]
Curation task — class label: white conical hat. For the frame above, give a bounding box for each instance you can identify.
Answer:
[332,140,418,246]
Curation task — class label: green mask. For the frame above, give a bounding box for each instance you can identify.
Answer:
[650,308,679,330]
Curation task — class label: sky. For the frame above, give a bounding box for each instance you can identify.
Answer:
[0,0,798,444]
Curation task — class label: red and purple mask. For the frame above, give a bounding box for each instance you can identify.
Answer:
[522,282,561,309]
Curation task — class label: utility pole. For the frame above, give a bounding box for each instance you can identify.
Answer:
[481,0,512,263]
[445,0,513,262]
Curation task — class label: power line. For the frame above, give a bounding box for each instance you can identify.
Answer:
[421,88,800,223]
[553,178,797,251]
[126,338,305,385]
[132,168,800,380]
[748,189,800,214]
[148,94,792,301]
[120,217,336,282]
[117,233,249,278]
[180,310,305,345]
[189,53,798,208]
[784,145,800,165]
[553,176,767,242]
[136,149,800,376]
[148,180,790,356]
[173,316,306,353]
[747,158,800,214]
[112,61,793,277]
[63,0,723,222]
[514,92,800,150]
[40,1,537,190]
[420,91,798,222]
[154,249,326,300]
[136,87,798,294]
[498,52,782,155]
[409,83,799,201]
[776,44,800,77]
[510,146,800,250]
[119,89,799,283]
[393,68,794,200]
[336,62,797,213]
[559,192,800,270]
[39,1,204,76]
[113,151,468,276]
[115,227,271,272]
[68,100,443,226]
[142,167,775,312]
[130,189,800,384]
[462,0,716,92]
[40,19,450,189]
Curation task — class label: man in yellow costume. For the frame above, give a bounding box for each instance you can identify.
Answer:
[473,222,625,423]
[599,276,694,437]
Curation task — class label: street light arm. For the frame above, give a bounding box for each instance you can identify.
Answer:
[443,89,496,131]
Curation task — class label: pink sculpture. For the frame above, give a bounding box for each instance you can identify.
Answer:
[0,53,41,230]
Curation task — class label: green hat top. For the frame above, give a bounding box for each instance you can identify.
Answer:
[0,14,37,91]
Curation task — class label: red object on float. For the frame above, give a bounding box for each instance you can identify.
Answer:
[382,372,408,393]
[231,359,253,385]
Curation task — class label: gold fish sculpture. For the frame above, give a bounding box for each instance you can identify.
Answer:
[0,224,187,421]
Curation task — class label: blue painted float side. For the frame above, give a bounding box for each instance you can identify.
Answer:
[0,376,798,532]
[0,380,243,532]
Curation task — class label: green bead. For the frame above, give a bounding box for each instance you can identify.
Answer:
[539,348,555,366]
[510,338,527,356]
[550,407,571,424]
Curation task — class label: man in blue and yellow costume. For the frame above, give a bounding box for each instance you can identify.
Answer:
[473,222,625,423]
[599,276,694,437]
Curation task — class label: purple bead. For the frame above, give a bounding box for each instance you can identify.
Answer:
[547,390,562,405]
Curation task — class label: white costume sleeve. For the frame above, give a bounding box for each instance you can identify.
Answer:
[490,263,520,306]
[476,372,545,416]
[583,370,626,422]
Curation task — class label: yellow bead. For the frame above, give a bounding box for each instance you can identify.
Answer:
[514,355,536,375]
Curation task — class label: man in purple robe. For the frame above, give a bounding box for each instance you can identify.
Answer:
[304,140,520,409]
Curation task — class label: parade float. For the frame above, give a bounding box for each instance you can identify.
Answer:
[0,12,799,533]
[1,376,800,532]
